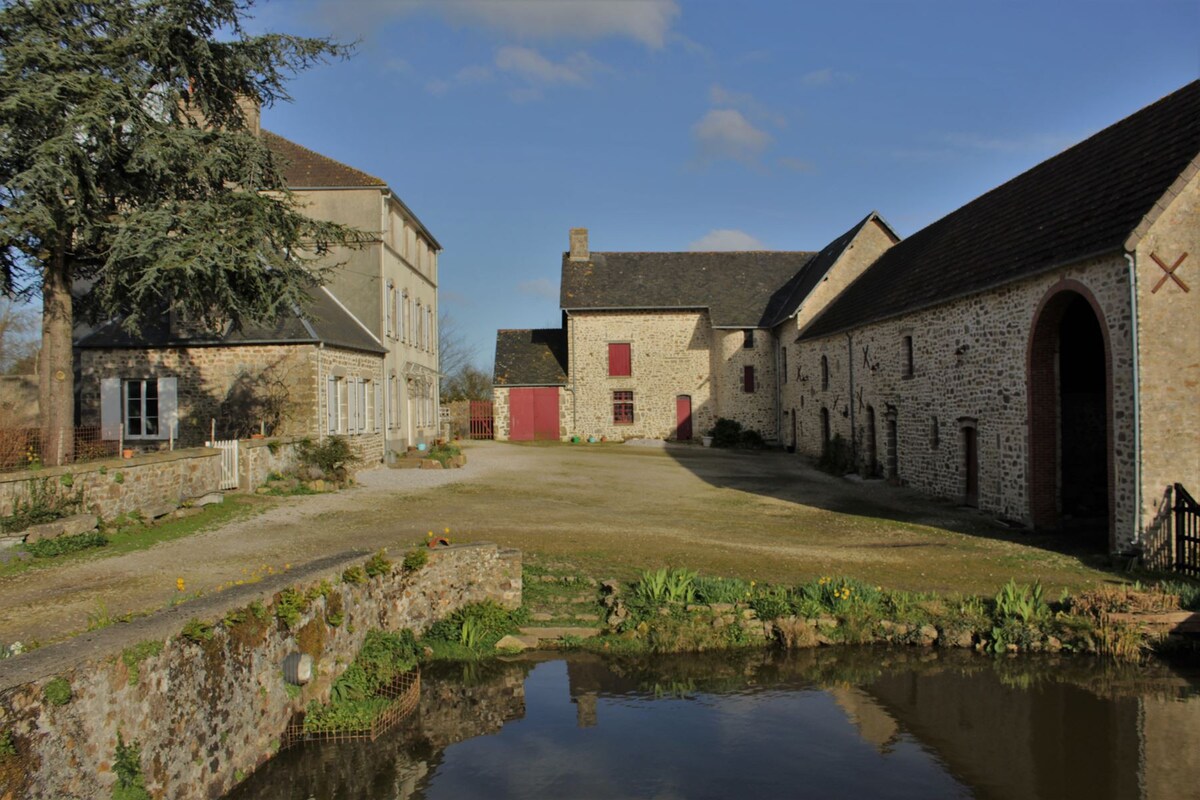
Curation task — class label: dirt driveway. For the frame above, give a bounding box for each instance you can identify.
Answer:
[0,441,1119,647]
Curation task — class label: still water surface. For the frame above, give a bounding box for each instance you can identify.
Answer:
[228,648,1200,800]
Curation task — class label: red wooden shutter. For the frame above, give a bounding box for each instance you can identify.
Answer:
[743,365,755,393]
[608,343,631,376]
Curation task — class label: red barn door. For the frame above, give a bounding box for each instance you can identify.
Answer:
[509,388,560,441]
[676,395,693,441]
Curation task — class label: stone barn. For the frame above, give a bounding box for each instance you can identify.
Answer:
[492,329,569,442]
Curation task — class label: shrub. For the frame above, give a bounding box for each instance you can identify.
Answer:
[423,601,523,651]
[296,436,359,482]
[738,429,765,449]
[402,548,428,572]
[709,418,743,448]
[42,677,72,706]
[364,550,392,579]
[25,531,108,559]
[426,443,461,467]
[274,588,308,627]
[818,433,855,475]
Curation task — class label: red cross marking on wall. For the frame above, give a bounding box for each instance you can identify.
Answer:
[1150,251,1189,294]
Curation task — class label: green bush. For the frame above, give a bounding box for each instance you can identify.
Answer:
[364,550,392,578]
[709,418,743,448]
[296,436,359,482]
[818,433,855,475]
[25,531,109,559]
[738,429,766,449]
[42,676,72,706]
[341,565,367,585]
[402,548,428,572]
[304,630,418,733]
[423,601,523,651]
[426,442,461,467]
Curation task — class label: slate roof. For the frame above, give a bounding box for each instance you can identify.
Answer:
[759,212,897,328]
[801,80,1200,340]
[76,287,386,354]
[262,130,386,188]
[560,251,817,328]
[493,329,568,386]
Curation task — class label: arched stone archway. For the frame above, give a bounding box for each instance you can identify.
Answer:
[1027,281,1113,547]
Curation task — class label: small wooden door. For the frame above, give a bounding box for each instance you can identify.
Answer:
[964,427,979,507]
[675,395,693,441]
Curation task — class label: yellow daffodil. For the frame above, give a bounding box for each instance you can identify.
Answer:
[176,578,185,592]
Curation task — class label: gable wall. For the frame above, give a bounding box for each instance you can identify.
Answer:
[795,218,899,332]
[792,253,1136,546]
[567,310,717,440]
[712,328,777,437]
[1134,169,1200,524]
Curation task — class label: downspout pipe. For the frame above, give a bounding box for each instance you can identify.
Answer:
[846,331,856,467]
[1125,252,1142,550]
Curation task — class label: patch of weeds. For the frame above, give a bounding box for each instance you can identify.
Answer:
[305,580,334,604]
[0,730,14,758]
[993,579,1050,624]
[341,565,367,585]
[180,618,213,644]
[296,619,326,664]
[87,601,114,631]
[423,601,524,653]
[112,472,124,485]
[634,568,697,606]
[325,591,345,627]
[121,640,164,686]
[693,575,751,605]
[365,549,392,579]
[0,477,83,534]
[25,531,108,559]
[425,442,461,468]
[303,630,418,734]
[402,548,428,572]
[42,677,72,706]
[58,473,73,488]
[112,732,150,800]
[275,588,308,628]
[296,436,359,484]
[284,682,301,700]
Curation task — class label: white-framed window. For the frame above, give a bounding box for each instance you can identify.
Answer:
[100,377,177,441]
[385,281,395,338]
[427,307,434,352]
[326,376,344,434]
[398,292,407,343]
[405,294,413,342]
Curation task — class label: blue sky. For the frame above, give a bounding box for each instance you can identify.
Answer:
[250,0,1199,370]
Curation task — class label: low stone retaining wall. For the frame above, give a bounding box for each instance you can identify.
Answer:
[0,541,521,800]
[238,437,303,491]
[0,448,222,522]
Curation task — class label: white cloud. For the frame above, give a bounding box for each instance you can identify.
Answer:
[692,109,772,166]
[495,46,605,86]
[688,229,767,251]
[318,0,680,48]
[517,278,559,300]
[709,84,786,128]
[426,64,493,95]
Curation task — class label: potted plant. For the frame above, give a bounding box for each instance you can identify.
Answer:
[122,448,134,459]
[701,430,714,448]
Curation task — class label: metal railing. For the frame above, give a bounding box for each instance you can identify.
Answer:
[1174,483,1200,577]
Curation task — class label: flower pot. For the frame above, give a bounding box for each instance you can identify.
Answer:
[250,433,265,440]
[701,436,713,448]
[122,448,134,459]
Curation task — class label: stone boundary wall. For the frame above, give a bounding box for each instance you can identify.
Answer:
[0,448,221,521]
[0,542,521,800]
[238,436,303,491]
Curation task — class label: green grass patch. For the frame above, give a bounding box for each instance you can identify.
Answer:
[0,495,268,579]
[25,531,109,559]
[42,677,71,706]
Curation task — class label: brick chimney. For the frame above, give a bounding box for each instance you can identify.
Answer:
[569,228,589,261]
[237,96,261,136]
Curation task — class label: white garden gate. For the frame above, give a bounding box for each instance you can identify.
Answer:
[206,439,239,490]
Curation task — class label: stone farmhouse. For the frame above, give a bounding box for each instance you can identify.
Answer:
[76,110,442,463]
[493,80,1199,553]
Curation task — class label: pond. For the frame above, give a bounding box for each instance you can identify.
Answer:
[227,647,1200,799]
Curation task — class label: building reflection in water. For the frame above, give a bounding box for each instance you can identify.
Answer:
[228,649,1200,800]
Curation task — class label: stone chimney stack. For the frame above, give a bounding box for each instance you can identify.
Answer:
[569,228,589,261]
[236,96,261,136]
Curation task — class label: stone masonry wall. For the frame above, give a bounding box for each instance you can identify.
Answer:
[1134,170,1200,528]
[239,437,303,491]
[567,310,717,440]
[792,254,1136,546]
[712,329,777,439]
[0,542,521,800]
[78,345,320,446]
[315,346,387,465]
[0,448,221,520]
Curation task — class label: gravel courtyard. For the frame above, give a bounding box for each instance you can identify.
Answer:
[0,440,1121,646]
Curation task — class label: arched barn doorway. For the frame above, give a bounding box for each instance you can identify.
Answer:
[1027,285,1112,547]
